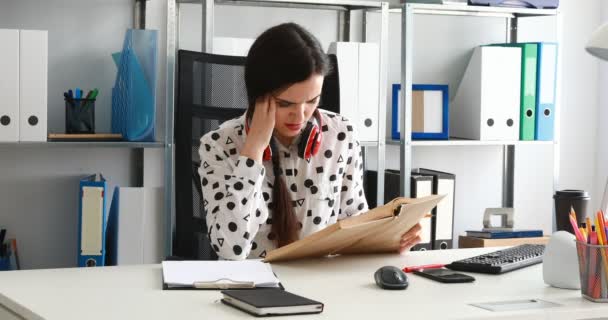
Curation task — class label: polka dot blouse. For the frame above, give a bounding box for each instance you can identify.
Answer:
[198,110,369,260]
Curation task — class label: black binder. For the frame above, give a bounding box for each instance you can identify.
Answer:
[414,168,456,250]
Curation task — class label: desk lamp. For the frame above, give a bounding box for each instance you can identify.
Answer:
[586,22,608,60]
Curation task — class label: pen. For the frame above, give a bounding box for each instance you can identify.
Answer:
[0,229,5,256]
[403,264,445,273]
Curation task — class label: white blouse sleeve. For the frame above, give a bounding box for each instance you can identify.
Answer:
[338,137,369,219]
[198,133,269,260]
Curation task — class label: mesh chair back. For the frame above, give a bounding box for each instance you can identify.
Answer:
[175,50,247,259]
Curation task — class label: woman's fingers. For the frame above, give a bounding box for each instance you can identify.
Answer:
[399,236,421,253]
[401,223,422,240]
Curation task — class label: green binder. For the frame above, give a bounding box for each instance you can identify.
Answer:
[491,43,538,140]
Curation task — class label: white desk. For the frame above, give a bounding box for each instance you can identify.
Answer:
[0,248,607,320]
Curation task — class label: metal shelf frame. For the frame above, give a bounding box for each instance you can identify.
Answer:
[398,3,562,210]
[0,142,165,149]
[165,0,390,257]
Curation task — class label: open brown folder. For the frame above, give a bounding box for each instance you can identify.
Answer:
[264,194,445,262]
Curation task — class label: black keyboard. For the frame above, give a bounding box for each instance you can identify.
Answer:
[446,244,545,274]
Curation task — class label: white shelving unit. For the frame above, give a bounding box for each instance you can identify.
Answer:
[165,0,390,256]
[396,2,562,211]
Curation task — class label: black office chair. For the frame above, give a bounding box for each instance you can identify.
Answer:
[174,49,340,260]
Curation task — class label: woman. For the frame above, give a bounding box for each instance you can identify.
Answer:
[199,23,421,260]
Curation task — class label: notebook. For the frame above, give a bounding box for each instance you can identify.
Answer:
[221,289,324,317]
[465,229,543,239]
[161,260,280,290]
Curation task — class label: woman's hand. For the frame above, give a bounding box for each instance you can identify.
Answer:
[399,223,422,253]
[241,95,276,162]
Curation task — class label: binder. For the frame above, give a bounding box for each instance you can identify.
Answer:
[78,174,108,267]
[357,43,380,142]
[327,42,358,130]
[492,43,538,141]
[19,30,48,142]
[106,187,163,266]
[534,42,558,141]
[0,29,20,142]
[392,84,449,140]
[415,169,455,250]
[410,174,433,251]
[327,42,380,143]
[450,46,521,140]
[162,260,281,290]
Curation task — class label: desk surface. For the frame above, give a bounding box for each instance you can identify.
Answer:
[0,248,607,320]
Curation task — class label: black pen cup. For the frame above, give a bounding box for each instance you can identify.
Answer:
[575,241,608,302]
[65,98,95,134]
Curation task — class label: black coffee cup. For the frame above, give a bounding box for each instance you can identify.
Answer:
[553,190,590,234]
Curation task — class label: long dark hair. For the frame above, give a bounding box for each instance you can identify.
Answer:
[244,23,330,247]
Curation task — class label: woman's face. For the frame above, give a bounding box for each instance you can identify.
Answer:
[272,73,324,145]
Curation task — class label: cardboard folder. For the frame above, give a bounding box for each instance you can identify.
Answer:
[264,194,445,262]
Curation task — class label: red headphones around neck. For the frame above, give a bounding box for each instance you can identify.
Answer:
[245,110,323,162]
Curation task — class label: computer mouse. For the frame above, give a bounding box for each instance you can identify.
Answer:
[374,266,409,290]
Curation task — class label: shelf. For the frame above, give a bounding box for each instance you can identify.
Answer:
[0,142,166,149]
[386,139,555,147]
[178,0,382,10]
[390,3,558,18]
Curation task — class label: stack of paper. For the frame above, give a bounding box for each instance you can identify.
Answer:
[162,260,280,289]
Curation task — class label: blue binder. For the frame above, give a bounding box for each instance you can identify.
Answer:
[534,42,558,141]
[391,84,449,140]
[78,174,108,267]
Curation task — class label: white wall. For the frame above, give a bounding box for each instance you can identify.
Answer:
[594,3,608,213]
[556,0,601,212]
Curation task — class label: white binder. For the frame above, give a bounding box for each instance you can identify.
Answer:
[450,46,521,141]
[417,168,456,250]
[410,174,433,251]
[111,187,163,265]
[0,29,20,142]
[19,30,47,142]
[357,43,380,142]
[328,42,359,127]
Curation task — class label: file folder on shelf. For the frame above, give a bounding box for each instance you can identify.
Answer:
[414,168,455,250]
[106,187,163,266]
[492,43,538,141]
[327,42,380,143]
[392,84,449,140]
[19,30,47,142]
[78,174,108,267]
[411,174,433,251]
[357,43,380,143]
[534,42,558,141]
[0,29,20,142]
[450,46,521,141]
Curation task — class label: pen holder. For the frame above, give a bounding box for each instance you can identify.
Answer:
[0,256,10,271]
[65,98,95,134]
[575,241,608,302]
